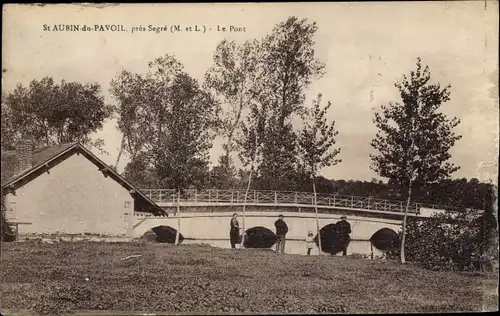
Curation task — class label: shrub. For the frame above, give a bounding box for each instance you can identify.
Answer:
[389,207,498,271]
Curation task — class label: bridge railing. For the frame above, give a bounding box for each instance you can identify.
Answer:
[140,189,448,214]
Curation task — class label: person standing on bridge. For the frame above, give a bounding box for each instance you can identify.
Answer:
[230,213,240,248]
[336,215,351,256]
[274,214,289,254]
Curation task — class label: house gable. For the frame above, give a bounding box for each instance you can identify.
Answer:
[2,143,166,216]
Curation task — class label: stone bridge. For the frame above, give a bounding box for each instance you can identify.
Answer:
[133,189,446,257]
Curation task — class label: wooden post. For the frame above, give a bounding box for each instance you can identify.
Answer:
[274,191,277,205]
[159,191,163,203]
[294,192,297,204]
[175,190,181,245]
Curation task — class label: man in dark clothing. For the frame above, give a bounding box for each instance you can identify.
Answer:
[230,213,240,248]
[336,215,351,256]
[274,214,289,253]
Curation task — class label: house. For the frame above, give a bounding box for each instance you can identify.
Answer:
[1,140,166,239]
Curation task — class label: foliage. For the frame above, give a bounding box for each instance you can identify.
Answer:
[370,58,462,193]
[109,70,150,167]
[256,118,299,190]
[204,39,259,160]
[370,58,462,263]
[2,77,112,152]
[208,155,238,189]
[388,201,499,271]
[298,93,341,176]
[110,55,220,191]
[122,153,160,189]
[254,16,326,189]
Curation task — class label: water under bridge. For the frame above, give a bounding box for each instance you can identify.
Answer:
[133,189,448,256]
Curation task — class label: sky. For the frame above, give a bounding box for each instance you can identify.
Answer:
[2,2,499,183]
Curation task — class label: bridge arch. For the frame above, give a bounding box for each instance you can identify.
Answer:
[370,228,400,252]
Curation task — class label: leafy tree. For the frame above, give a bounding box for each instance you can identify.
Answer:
[256,118,298,190]
[2,77,112,152]
[111,55,220,244]
[298,93,341,253]
[255,16,326,190]
[370,58,462,264]
[110,70,151,169]
[236,94,269,246]
[122,153,160,189]
[204,39,259,165]
[1,92,16,151]
[209,155,238,189]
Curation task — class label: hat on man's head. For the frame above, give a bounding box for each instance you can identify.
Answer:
[233,213,238,217]
[341,215,347,220]
[278,214,284,217]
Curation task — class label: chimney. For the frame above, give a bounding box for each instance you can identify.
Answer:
[15,139,34,172]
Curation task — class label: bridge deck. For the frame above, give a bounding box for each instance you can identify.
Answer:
[141,189,447,215]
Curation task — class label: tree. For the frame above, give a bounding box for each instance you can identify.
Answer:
[110,70,151,169]
[236,98,269,246]
[370,58,462,264]
[298,93,341,254]
[209,155,238,189]
[111,55,220,245]
[255,16,326,190]
[122,153,160,189]
[2,77,112,151]
[1,92,16,151]
[204,39,259,166]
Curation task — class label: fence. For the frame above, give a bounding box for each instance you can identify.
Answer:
[141,189,447,214]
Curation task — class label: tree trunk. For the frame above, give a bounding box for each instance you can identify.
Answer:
[241,166,254,248]
[400,182,413,264]
[312,174,323,255]
[175,189,181,245]
[115,135,126,171]
[241,134,258,248]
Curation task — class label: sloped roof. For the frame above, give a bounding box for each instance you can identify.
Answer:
[1,142,166,216]
[1,151,19,187]
[1,142,78,187]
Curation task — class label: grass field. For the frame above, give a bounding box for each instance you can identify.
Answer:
[0,241,498,315]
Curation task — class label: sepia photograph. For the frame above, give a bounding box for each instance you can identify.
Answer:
[1,2,499,315]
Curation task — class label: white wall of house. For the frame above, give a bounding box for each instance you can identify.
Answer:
[4,153,134,236]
